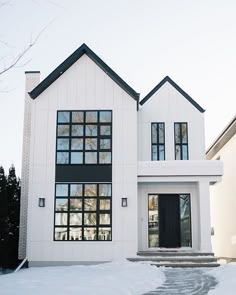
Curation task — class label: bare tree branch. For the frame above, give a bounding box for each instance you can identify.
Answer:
[0,24,49,75]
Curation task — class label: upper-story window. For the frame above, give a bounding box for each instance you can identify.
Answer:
[174,122,188,160]
[151,123,165,161]
[56,111,112,165]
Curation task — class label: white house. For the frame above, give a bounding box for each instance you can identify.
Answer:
[19,44,223,266]
[206,115,236,262]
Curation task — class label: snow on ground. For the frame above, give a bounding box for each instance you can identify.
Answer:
[0,260,165,295]
[208,264,236,295]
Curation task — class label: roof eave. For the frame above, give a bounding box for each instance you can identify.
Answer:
[29,43,139,101]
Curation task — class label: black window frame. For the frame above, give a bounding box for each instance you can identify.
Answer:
[56,110,112,165]
[54,182,112,242]
[174,122,189,160]
[151,122,165,161]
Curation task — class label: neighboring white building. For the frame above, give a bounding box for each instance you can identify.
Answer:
[206,116,236,261]
[19,44,223,266]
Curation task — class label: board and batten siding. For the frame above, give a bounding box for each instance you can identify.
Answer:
[138,81,206,161]
[25,54,138,264]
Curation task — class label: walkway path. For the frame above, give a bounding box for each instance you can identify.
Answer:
[143,268,217,295]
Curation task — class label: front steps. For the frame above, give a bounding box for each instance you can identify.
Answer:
[127,251,220,268]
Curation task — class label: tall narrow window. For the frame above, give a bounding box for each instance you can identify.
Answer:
[174,123,188,160]
[151,123,165,161]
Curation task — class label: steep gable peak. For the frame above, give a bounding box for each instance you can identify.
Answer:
[140,76,205,113]
[28,43,139,103]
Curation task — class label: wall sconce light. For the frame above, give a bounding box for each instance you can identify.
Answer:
[121,197,128,207]
[38,198,45,207]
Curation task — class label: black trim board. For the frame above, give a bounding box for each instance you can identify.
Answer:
[29,43,140,103]
[140,76,205,113]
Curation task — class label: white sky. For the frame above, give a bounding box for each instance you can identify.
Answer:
[1,0,236,175]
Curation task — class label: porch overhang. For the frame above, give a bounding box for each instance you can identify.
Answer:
[138,160,223,184]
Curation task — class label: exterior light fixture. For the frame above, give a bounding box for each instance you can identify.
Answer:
[38,198,45,207]
[121,197,127,207]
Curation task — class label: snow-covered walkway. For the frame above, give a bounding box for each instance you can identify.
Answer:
[143,268,217,294]
[0,260,165,295]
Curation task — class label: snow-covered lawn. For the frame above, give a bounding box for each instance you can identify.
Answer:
[0,260,165,295]
[208,264,236,295]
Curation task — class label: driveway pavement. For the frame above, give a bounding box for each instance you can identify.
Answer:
[143,268,217,294]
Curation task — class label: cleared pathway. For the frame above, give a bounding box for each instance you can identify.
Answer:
[143,268,218,295]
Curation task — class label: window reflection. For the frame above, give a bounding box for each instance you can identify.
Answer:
[70,213,82,225]
[99,111,111,122]
[85,152,97,164]
[84,213,97,225]
[55,213,68,226]
[100,199,110,210]
[85,138,97,150]
[56,184,68,197]
[99,213,110,225]
[54,183,112,241]
[58,112,70,123]
[148,195,159,248]
[70,199,82,211]
[69,227,82,240]
[71,138,83,150]
[57,138,69,150]
[55,227,67,240]
[84,228,97,240]
[70,184,82,196]
[72,112,84,123]
[84,199,97,211]
[71,152,83,164]
[55,199,68,211]
[57,152,69,164]
[58,125,70,137]
[86,111,97,123]
[99,152,111,164]
[180,195,191,247]
[100,125,111,136]
[72,125,83,136]
[86,125,97,136]
[100,139,110,149]
[99,184,111,197]
[98,228,111,240]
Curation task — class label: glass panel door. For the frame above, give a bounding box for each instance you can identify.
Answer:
[148,195,159,247]
[180,194,191,247]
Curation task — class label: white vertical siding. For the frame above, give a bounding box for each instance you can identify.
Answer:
[138,82,205,161]
[26,54,137,263]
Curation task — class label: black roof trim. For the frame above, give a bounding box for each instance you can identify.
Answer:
[29,43,140,102]
[140,76,205,113]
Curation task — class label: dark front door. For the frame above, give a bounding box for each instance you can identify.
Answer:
[159,194,180,248]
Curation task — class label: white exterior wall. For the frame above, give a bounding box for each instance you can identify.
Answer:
[26,54,137,264]
[136,81,218,252]
[210,133,236,259]
[138,82,205,161]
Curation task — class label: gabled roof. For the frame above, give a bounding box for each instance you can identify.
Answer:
[139,76,205,113]
[29,43,140,102]
[206,115,236,159]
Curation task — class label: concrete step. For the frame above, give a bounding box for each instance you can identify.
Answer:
[128,256,217,263]
[127,251,220,267]
[137,251,214,257]
[150,262,220,268]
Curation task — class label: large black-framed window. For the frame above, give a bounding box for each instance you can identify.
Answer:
[174,122,188,160]
[56,111,112,165]
[54,183,112,241]
[151,123,165,161]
